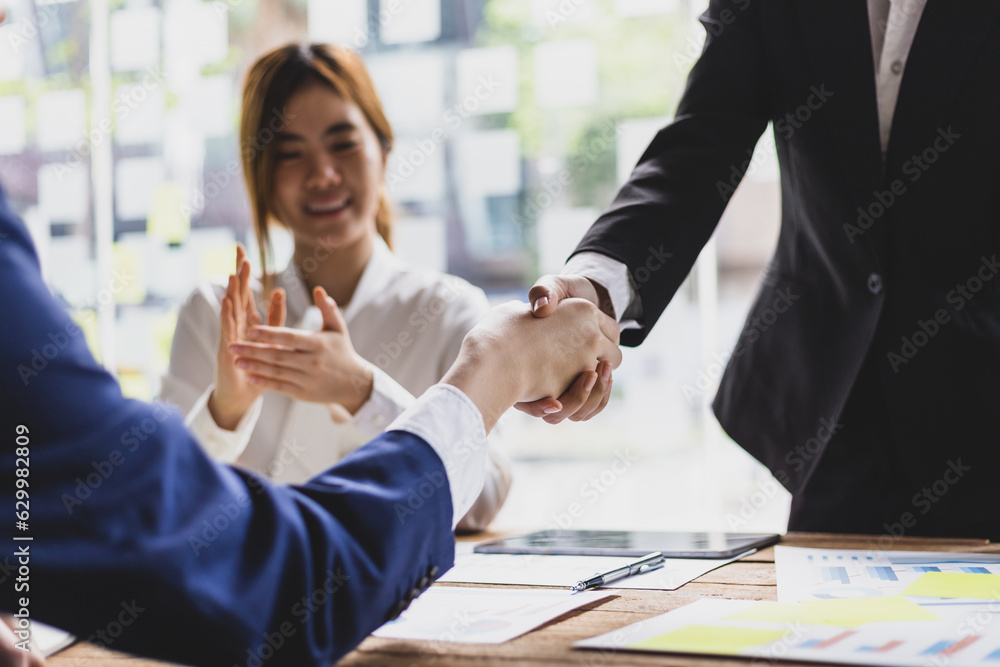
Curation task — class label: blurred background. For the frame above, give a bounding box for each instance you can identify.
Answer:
[0,0,789,534]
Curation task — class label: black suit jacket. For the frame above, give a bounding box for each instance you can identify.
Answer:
[574,0,1000,508]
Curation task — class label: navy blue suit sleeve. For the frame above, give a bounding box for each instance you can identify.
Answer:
[0,187,455,666]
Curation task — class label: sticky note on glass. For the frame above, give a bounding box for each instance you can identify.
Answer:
[147,183,191,245]
[903,572,1000,600]
[631,624,788,655]
[113,244,148,305]
[70,310,101,364]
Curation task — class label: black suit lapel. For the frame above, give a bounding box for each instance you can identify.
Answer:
[796,0,884,208]
[886,0,1000,170]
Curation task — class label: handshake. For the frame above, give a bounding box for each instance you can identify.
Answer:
[442,275,621,432]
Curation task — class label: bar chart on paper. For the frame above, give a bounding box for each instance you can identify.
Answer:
[775,547,1000,603]
[575,598,1000,666]
[575,547,1000,667]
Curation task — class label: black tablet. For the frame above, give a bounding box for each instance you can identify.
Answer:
[473,530,780,558]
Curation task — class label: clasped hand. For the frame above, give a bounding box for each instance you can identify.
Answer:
[513,274,619,423]
[444,297,622,432]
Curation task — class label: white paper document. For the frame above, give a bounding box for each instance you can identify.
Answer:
[775,546,1000,605]
[373,587,613,644]
[576,596,1000,666]
[439,549,746,590]
[33,622,75,656]
[576,547,1000,665]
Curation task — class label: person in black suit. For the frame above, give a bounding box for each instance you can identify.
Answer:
[521,0,1000,540]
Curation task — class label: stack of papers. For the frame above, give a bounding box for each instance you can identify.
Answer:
[576,546,1000,665]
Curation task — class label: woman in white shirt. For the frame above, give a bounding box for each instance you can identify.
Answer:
[160,43,511,531]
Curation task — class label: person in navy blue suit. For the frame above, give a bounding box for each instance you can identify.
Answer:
[0,174,621,665]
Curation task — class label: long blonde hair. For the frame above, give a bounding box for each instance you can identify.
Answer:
[240,44,394,291]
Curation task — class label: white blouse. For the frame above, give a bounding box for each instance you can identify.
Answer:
[159,236,512,531]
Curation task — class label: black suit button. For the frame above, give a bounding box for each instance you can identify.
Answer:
[418,575,431,589]
[867,273,883,295]
[409,587,422,601]
[427,565,440,579]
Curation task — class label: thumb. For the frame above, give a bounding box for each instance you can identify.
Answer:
[527,275,567,318]
[267,288,286,327]
[314,286,347,333]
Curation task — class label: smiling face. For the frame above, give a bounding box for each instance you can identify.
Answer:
[269,81,387,255]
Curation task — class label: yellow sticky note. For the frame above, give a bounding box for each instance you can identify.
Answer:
[118,370,152,401]
[151,308,179,371]
[70,310,101,364]
[631,624,788,655]
[199,243,238,282]
[802,596,939,627]
[113,243,148,305]
[147,183,191,244]
[902,572,1000,600]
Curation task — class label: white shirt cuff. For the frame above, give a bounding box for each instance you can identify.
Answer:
[387,383,488,530]
[563,251,642,328]
[349,364,416,439]
[185,385,263,463]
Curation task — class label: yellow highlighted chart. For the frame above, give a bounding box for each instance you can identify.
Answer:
[577,548,1000,666]
[902,572,1000,599]
[724,596,939,628]
[632,624,789,655]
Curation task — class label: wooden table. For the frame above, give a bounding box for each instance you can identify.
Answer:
[51,532,999,666]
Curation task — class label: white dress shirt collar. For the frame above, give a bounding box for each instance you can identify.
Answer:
[273,234,404,327]
[868,0,927,156]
